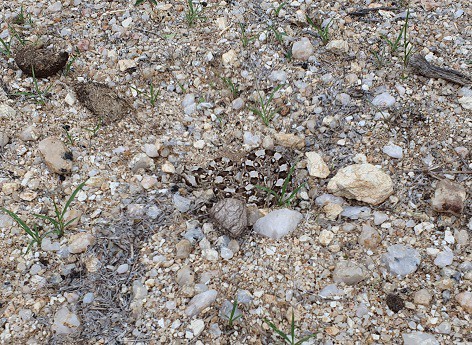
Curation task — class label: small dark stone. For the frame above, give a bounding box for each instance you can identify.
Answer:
[386,293,404,313]
[63,151,73,160]
[58,175,66,182]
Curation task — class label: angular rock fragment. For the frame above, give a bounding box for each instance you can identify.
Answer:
[210,198,248,238]
[15,44,69,78]
[185,290,218,317]
[333,260,367,285]
[327,164,393,205]
[38,137,73,174]
[253,208,303,239]
[74,82,132,124]
[431,180,466,216]
[381,244,421,277]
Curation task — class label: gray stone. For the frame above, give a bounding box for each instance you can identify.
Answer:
[51,306,80,334]
[253,209,303,239]
[185,290,218,317]
[402,332,439,345]
[333,261,367,285]
[173,194,192,213]
[382,244,421,277]
[0,132,10,148]
[326,39,349,55]
[382,144,403,159]
[434,250,454,268]
[210,198,248,238]
[372,92,396,107]
[129,153,155,172]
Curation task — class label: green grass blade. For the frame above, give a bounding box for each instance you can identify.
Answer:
[33,213,60,228]
[290,309,295,344]
[255,185,278,197]
[1,207,37,239]
[264,318,291,343]
[295,333,317,345]
[61,180,87,218]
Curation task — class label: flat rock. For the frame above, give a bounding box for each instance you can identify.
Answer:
[292,37,314,60]
[0,132,9,148]
[210,198,248,238]
[305,151,330,178]
[455,291,472,313]
[327,164,393,205]
[333,260,367,285]
[326,39,349,55]
[51,306,80,334]
[253,209,303,239]
[431,179,466,215]
[381,244,421,277]
[38,137,73,174]
[402,332,439,345]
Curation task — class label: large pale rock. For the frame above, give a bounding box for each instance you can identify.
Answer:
[306,151,330,178]
[51,306,80,334]
[381,244,421,277]
[253,209,303,239]
[68,233,95,254]
[38,137,73,174]
[292,37,314,60]
[210,198,248,238]
[431,180,466,216]
[327,164,393,205]
[326,39,349,55]
[402,332,439,345]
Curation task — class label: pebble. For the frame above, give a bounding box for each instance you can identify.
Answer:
[292,37,314,60]
[185,290,218,317]
[236,289,253,304]
[116,263,129,274]
[455,291,472,313]
[38,137,73,174]
[436,321,451,334]
[253,209,303,239]
[319,284,343,298]
[243,131,261,146]
[0,132,9,148]
[382,144,403,159]
[269,70,288,83]
[0,104,16,117]
[305,151,330,178]
[373,211,389,225]
[232,98,245,110]
[431,180,466,215]
[68,233,95,254]
[219,299,242,321]
[402,332,439,345]
[274,133,305,149]
[182,94,196,115]
[188,319,205,338]
[210,198,248,238]
[327,164,393,205]
[341,206,371,220]
[332,261,367,285]
[51,306,80,334]
[19,125,39,141]
[173,194,192,213]
[220,247,233,260]
[129,153,155,172]
[371,92,396,107]
[414,289,432,306]
[83,292,94,304]
[381,244,421,277]
[202,248,219,261]
[318,230,334,246]
[222,49,238,67]
[358,224,381,249]
[434,250,454,268]
[325,39,349,55]
[143,143,159,158]
[48,1,62,12]
[176,239,192,259]
[176,265,195,286]
[41,237,61,252]
[315,194,344,206]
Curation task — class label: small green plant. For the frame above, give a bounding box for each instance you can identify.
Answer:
[221,77,240,99]
[239,23,255,47]
[306,16,332,45]
[371,45,388,68]
[268,25,287,44]
[8,24,27,46]
[228,299,242,328]
[64,47,80,76]
[63,125,75,146]
[134,0,157,6]
[274,2,287,16]
[13,67,52,105]
[1,207,44,253]
[255,163,304,206]
[131,82,160,106]
[401,9,414,68]
[0,37,12,57]
[249,84,283,126]
[12,6,34,26]
[382,9,411,55]
[85,118,102,138]
[33,180,87,237]
[263,309,316,345]
[186,0,205,27]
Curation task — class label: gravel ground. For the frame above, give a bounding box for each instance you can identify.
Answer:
[0,0,471,344]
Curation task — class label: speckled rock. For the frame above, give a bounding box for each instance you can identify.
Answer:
[38,137,73,174]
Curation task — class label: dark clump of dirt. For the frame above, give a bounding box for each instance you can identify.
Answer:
[15,44,69,78]
[74,82,133,125]
[386,293,405,313]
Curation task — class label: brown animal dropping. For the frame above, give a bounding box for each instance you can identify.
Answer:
[15,44,69,78]
[74,82,133,125]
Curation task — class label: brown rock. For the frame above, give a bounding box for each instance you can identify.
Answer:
[74,82,133,125]
[210,198,248,238]
[15,44,68,78]
[431,180,466,216]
